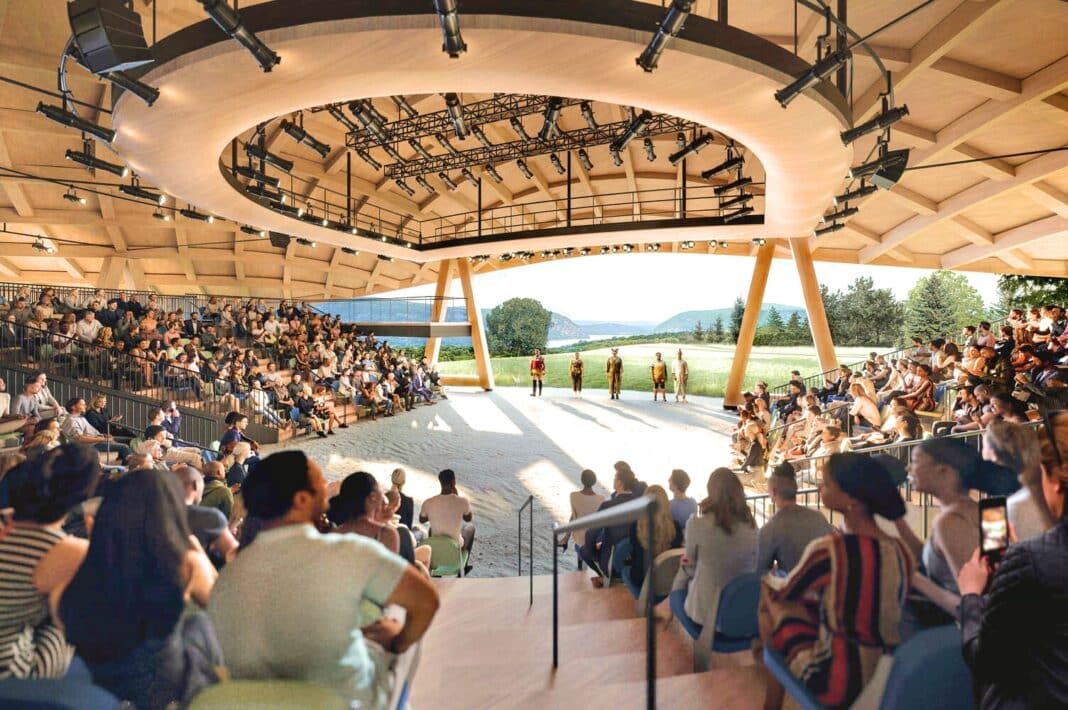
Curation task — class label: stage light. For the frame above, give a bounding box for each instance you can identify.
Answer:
[643,138,657,162]
[611,110,652,153]
[381,143,407,164]
[636,0,694,72]
[347,150,378,173]
[296,237,316,247]
[438,172,459,190]
[840,105,909,146]
[580,101,598,129]
[822,205,858,222]
[152,209,170,221]
[408,140,434,161]
[364,101,389,127]
[32,239,56,254]
[280,119,330,158]
[539,97,563,141]
[815,222,845,236]
[579,247,591,256]
[577,148,593,171]
[234,164,280,187]
[65,148,128,177]
[37,103,114,142]
[516,159,534,179]
[723,206,754,222]
[433,0,467,58]
[509,117,531,141]
[415,176,436,194]
[63,188,86,205]
[680,240,695,250]
[718,240,729,248]
[246,183,283,202]
[610,148,623,167]
[197,0,279,71]
[751,237,766,246]
[713,176,752,195]
[700,155,743,180]
[774,48,850,108]
[272,202,298,215]
[461,167,478,186]
[105,71,159,106]
[120,182,165,205]
[484,164,503,184]
[833,182,877,205]
[327,105,360,133]
[600,246,610,254]
[342,247,359,255]
[349,101,391,143]
[669,133,713,165]
[241,225,267,237]
[849,148,909,189]
[676,132,686,149]
[436,133,460,156]
[549,153,565,175]
[180,206,214,223]
[444,93,467,139]
[245,143,293,172]
[472,125,493,149]
[394,179,415,197]
[719,193,752,209]
[393,96,419,118]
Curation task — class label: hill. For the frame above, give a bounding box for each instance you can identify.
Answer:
[655,304,805,332]
[549,312,585,339]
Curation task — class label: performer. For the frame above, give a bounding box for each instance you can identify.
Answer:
[529,348,545,397]
[673,348,689,402]
[606,348,623,400]
[650,352,668,402]
[569,351,584,396]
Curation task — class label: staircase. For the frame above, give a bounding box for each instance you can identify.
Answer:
[411,572,766,709]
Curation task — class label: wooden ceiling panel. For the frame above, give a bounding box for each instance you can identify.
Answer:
[962,190,1061,234]
[894,73,993,131]
[944,0,1068,80]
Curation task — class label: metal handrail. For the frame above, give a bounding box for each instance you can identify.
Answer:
[517,495,534,608]
[552,496,657,710]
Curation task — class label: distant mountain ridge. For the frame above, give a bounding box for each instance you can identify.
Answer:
[654,304,806,333]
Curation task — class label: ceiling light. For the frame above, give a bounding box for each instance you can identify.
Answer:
[610,110,652,152]
[63,188,86,205]
[152,209,170,221]
[197,0,280,71]
[724,206,754,222]
[300,209,320,225]
[713,176,752,195]
[833,182,877,205]
[610,148,623,167]
[381,143,407,163]
[751,237,767,246]
[840,105,909,146]
[180,206,214,223]
[516,159,534,179]
[64,148,128,177]
[436,133,460,156]
[246,183,283,202]
[461,167,479,186]
[120,182,165,205]
[105,71,159,106]
[562,248,574,256]
[408,140,434,161]
[577,148,593,171]
[472,125,493,149]
[342,247,359,255]
[415,176,437,194]
[580,101,598,129]
[245,143,293,172]
[669,133,713,165]
[234,164,280,187]
[296,237,316,247]
[363,101,389,126]
[643,138,657,162]
[438,172,458,190]
[549,153,565,175]
[327,105,360,132]
[815,222,845,236]
[433,0,467,58]
[356,149,382,170]
[621,244,633,253]
[539,97,563,141]
[718,240,729,248]
[444,93,467,139]
[719,193,752,209]
[394,179,415,197]
[822,205,858,222]
[600,246,610,254]
[774,48,851,108]
[680,240,695,250]
[272,202,299,215]
[349,101,391,144]
[509,117,531,141]
[484,164,503,184]
[636,0,694,72]
[280,119,331,158]
[241,225,266,237]
[393,96,419,118]
[700,155,743,180]
[37,103,114,142]
[849,148,910,189]
[32,239,56,254]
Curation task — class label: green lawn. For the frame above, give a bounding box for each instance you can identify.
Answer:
[438,342,878,396]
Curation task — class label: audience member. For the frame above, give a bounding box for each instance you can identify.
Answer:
[419,469,475,574]
[667,468,698,528]
[60,398,133,463]
[199,460,234,520]
[577,463,641,585]
[628,484,683,590]
[756,463,833,574]
[560,469,605,557]
[172,465,239,565]
[327,471,401,555]
[982,420,1047,542]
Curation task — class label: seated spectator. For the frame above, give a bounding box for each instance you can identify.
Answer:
[898,363,936,411]
[328,471,401,555]
[200,460,234,520]
[957,408,1068,708]
[58,468,221,708]
[982,420,1047,542]
[757,463,833,574]
[668,468,698,528]
[0,445,99,679]
[222,441,253,488]
[220,412,260,466]
[390,468,415,530]
[576,463,642,585]
[84,394,134,440]
[560,469,605,558]
[760,453,913,709]
[627,484,682,590]
[847,382,881,430]
[60,398,133,464]
[208,451,439,708]
[172,464,239,566]
[420,469,475,574]
[135,424,169,468]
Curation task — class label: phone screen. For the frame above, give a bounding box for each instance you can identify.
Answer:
[979,497,1009,559]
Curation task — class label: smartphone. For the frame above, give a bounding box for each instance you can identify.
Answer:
[979,497,1009,562]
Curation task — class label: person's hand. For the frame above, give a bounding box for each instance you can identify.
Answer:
[958,547,993,596]
[362,617,403,650]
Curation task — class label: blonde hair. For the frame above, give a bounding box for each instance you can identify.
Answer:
[391,468,406,488]
[635,485,677,558]
[1037,413,1068,523]
[90,394,107,409]
[223,441,252,468]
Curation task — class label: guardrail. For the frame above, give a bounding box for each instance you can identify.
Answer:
[518,495,534,608]
[315,296,467,324]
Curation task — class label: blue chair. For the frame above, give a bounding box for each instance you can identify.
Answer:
[669,587,703,640]
[608,537,634,587]
[711,572,762,653]
[0,677,120,709]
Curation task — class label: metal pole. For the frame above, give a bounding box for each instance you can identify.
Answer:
[646,503,656,710]
[566,152,572,228]
[477,178,483,238]
[346,151,353,225]
[518,508,522,576]
[681,158,687,219]
[718,0,728,24]
[552,527,559,669]
[836,0,848,94]
[529,500,534,607]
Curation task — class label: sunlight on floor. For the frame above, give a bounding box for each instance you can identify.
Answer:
[450,396,525,435]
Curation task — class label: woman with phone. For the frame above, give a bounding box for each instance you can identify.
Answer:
[957,411,1068,708]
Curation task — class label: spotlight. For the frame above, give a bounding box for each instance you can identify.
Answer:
[363,101,389,127]
[280,119,330,159]
[539,97,563,141]
[680,240,695,250]
[295,237,316,247]
[37,103,114,142]
[815,222,845,236]
[326,105,360,133]
[444,93,467,139]
[349,101,391,144]
[643,138,657,162]
[549,153,565,175]
[32,239,56,254]
[356,149,382,170]
[180,207,214,223]
[509,117,531,141]
[719,193,752,209]
[676,132,687,149]
[245,143,294,172]
[840,105,909,146]
[381,143,407,164]
[119,182,165,205]
[234,164,280,187]
[822,205,858,222]
[461,167,479,186]
[774,48,850,108]
[198,0,279,71]
[394,179,416,197]
[436,133,460,156]
[752,237,767,246]
[516,159,534,180]
[415,176,437,194]
[433,0,467,58]
[718,240,729,248]
[636,0,694,72]
[408,140,434,161]
[63,188,86,205]
[241,225,267,237]
[152,209,170,221]
[600,246,610,254]
[700,155,743,180]
[246,184,283,203]
[579,247,591,255]
[484,164,503,184]
[105,71,159,106]
[669,133,713,165]
[65,148,128,177]
[850,148,910,189]
[577,148,593,171]
[393,96,419,118]
[299,209,321,225]
[272,202,299,215]
[610,148,623,167]
[580,102,599,129]
[341,247,359,255]
[610,110,652,152]
[713,176,752,195]
[472,125,493,149]
[833,182,877,205]
[562,248,574,256]
[438,172,459,190]
[724,206,754,222]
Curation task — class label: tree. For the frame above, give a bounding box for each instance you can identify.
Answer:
[485,297,551,356]
[785,311,811,345]
[729,297,745,343]
[766,305,784,329]
[819,284,846,344]
[997,274,1068,310]
[839,276,904,347]
[712,316,725,343]
[692,320,704,342]
[903,270,984,342]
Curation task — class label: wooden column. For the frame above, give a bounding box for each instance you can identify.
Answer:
[424,259,454,368]
[456,257,495,391]
[723,241,774,408]
[96,256,126,289]
[791,237,838,374]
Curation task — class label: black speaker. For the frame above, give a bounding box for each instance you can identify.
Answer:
[269,232,291,250]
[68,0,154,75]
[871,149,910,190]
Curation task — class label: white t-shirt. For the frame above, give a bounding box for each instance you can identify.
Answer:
[568,490,605,546]
[420,493,472,542]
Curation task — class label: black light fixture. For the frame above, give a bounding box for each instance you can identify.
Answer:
[719,193,752,209]
[37,103,114,142]
[197,0,280,71]
[438,171,459,190]
[815,222,845,236]
[822,205,858,222]
[415,176,436,194]
[295,237,316,247]
[246,183,283,203]
[119,180,165,205]
[394,179,416,197]
[580,101,598,129]
[774,48,851,108]
[342,246,359,255]
[436,132,460,156]
[849,148,910,189]
[63,188,86,205]
[700,155,743,180]
[272,201,299,215]
[643,137,657,162]
[509,117,531,141]
[724,206,755,222]
[245,143,293,172]
[280,119,330,158]
[610,110,652,153]
[105,71,159,106]
[718,240,729,248]
[549,153,565,175]
[636,0,694,72]
[751,237,767,246]
[234,164,280,187]
[180,206,214,223]
[349,101,391,144]
[675,132,687,149]
[241,225,267,237]
[841,105,909,146]
[578,247,591,256]
[669,132,713,165]
[679,240,695,250]
[65,147,128,177]
[356,149,382,171]
[363,101,389,126]
[833,182,877,205]
[713,176,752,195]
[393,96,418,118]
[610,148,623,167]
[153,209,170,221]
[433,0,467,58]
[327,105,360,133]
[381,143,407,164]
[407,140,434,161]
[472,125,493,149]
[539,97,563,141]
[461,167,478,187]
[516,159,533,179]
[32,239,57,254]
[444,93,467,139]
[484,164,503,184]
[577,148,593,171]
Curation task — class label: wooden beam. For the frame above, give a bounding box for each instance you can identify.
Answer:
[0,257,19,278]
[724,242,774,407]
[948,216,994,245]
[793,237,837,375]
[1020,182,1068,218]
[0,132,34,216]
[455,257,494,391]
[1032,93,1068,128]
[96,256,125,289]
[941,215,1068,268]
[951,143,1016,180]
[425,259,454,367]
[174,226,197,282]
[883,184,938,215]
[929,57,1022,101]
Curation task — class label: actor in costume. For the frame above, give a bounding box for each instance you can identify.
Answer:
[673,349,689,402]
[569,352,584,396]
[606,348,623,400]
[530,348,545,397]
[650,352,668,402]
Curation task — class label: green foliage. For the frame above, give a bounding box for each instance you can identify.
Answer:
[729,297,745,343]
[766,305,784,329]
[997,274,1068,310]
[485,297,551,356]
[785,311,811,344]
[712,316,725,343]
[692,320,704,341]
[903,270,985,342]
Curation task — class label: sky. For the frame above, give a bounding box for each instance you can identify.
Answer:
[389,254,1002,323]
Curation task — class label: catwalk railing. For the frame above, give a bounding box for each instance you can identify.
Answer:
[517,495,534,608]
[314,296,466,325]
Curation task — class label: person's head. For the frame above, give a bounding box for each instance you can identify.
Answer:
[698,468,755,533]
[655,351,662,360]
[820,453,905,523]
[91,395,108,411]
[1036,411,1068,523]
[242,451,326,525]
[383,488,401,519]
[438,468,457,493]
[974,384,991,402]
[788,380,803,395]
[910,438,980,497]
[896,414,922,440]
[327,471,383,526]
[848,382,865,399]
[66,397,86,415]
[227,412,248,430]
[768,462,799,505]
[822,425,842,444]
[983,419,1041,485]
[5,444,100,523]
[613,461,637,493]
[668,468,690,497]
[171,465,204,505]
[144,424,166,443]
[202,460,225,481]
[635,484,676,555]
[580,469,597,489]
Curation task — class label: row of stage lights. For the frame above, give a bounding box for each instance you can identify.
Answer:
[479,237,769,264]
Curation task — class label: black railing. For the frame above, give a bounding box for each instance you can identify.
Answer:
[517,495,534,608]
[552,496,657,710]
[315,296,466,324]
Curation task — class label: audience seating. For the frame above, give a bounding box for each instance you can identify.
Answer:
[424,535,469,578]
[634,548,684,616]
[190,680,349,709]
[0,677,120,710]
[710,572,762,654]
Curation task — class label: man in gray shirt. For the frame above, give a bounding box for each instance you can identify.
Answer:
[757,463,833,574]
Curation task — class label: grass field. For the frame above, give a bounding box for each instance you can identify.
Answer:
[438,342,878,396]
